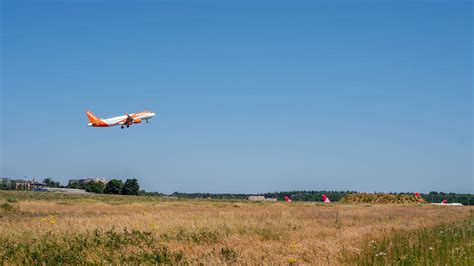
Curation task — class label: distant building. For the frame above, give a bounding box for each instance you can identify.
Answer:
[14,180,46,190]
[248,196,277,201]
[248,196,266,201]
[265,198,277,202]
[1,177,45,190]
[68,177,108,186]
[0,177,12,189]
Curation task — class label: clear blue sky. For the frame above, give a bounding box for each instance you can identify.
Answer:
[1,1,472,194]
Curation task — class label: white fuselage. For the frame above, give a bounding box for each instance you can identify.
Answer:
[431,203,463,206]
[103,113,155,126]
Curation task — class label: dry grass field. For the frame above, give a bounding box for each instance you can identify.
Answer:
[0,191,472,264]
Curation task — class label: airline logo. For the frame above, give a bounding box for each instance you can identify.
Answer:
[86,111,108,127]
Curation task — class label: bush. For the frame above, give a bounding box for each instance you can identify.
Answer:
[221,247,237,262]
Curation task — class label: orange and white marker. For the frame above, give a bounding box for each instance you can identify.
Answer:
[322,194,331,203]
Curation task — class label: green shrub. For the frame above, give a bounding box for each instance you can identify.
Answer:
[342,214,474,265]
[0,229,186,264]
[0,203,15,213]
[6,198,17,203]
[254,227,282,241]
[221,247,237,262]
[162,227,220,244]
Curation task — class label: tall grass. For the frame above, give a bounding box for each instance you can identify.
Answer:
[1,191,472,264]
[0,190,167,204]
[0,229,185,264]
[343,212,474,265]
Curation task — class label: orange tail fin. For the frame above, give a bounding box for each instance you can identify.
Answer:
[86,111,99,123]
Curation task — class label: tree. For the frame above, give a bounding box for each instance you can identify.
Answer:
[84,181,105,194]
[104,179,123,194]
[68,183,81,189]
[122,179,140,195]
[43,178,60,188]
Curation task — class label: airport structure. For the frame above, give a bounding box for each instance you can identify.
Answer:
[248,196,277,201]
[0,177,46,190]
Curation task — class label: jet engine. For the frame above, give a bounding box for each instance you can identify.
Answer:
[133,118,142,124]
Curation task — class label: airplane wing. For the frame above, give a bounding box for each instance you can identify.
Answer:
[122,113,134,125]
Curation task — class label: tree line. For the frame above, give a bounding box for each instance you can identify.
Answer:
[168,191,356,202]
[169,191,474,205]
[1,179,472,205]
[0,177,141,196]
[68,179,140,195]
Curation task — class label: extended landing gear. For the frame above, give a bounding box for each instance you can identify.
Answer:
[126,125,130,128]
[121,125,124,129]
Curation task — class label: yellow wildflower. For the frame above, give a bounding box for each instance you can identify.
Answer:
[288,257,297,264]
[149,223,157,230]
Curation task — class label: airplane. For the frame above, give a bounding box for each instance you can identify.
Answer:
[86,110,156,129]
[431,198,463,206]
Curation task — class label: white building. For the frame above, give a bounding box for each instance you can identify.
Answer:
[248,196,266,201]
